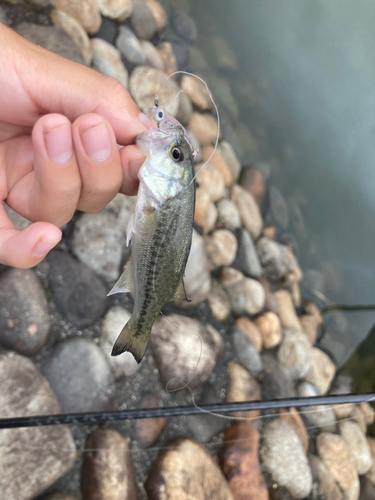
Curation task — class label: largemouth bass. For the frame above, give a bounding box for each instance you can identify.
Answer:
[109,106,196,363]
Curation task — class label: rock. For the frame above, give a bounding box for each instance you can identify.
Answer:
[254,312,282,349]
[360,476,375,500]
[96,0,132,19]
[303,300,323,325]
[231,326,263,376]
[299,314,320,344]
[361,402,375,426]
[176,91,193,125]
[240,166,267,208]
[269,185,289,229]
[50,9,92,64]
[130,0,156,39]
[134,393,168,447]
[235,317,262,351]
[151,314,223,390]
[305,347,336,395]
[256,238,302,284]
[202,146,232,187]
[260,419,312,498]
[277,329,312,381]
[4,203,31,231]
[258,276,279,314]
[220,141,241,184]
[194,187,218,233]
[205,230,238,270]
[217,199,242,231]
[262,225,276,240]
[195,161,226,202]
[116,25,146,66]
[44,494,78,500]
[312,455,343,500]
[145,438,233,499]
[274,290,301,331]
[48,250,107,328]
[279,407,309,453]
[0,6,7,24]
[207,281,231,322]
[232,228,262,278]
[219,422,269,500]
[81,429,138,499]
[366,437,375,487]
[339,421,372,475]
[189,46,208,73]
[207,35,238,71]
[91,38,128,88]
[317,432,359,500]
[169,41,189,71]
[0,268,50,356]
[72,211,123,282]
[0,352,76,500]
[208,76,239,122]
[231,184,262,239]
[140,40,164,69]
[171,10,198,42]
[129,66,180,115]
[297,382,336,431]
[143,0,167,33]
[42,337,116,412]
[262,353,295,400]
[181,75,213,111]
[100,306,142,378]
[15,22,85,64]
[350,405,368,434]
[221,267,265,316]
[94,16,118,44]
[157,41,178,75]
[52,0,101,35]
[189,112,219,146]
[225,362,261,419]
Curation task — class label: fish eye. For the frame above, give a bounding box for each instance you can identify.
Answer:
[170,146,184,162]
[157,110,164,120]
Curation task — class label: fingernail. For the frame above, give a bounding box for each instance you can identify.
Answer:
[139,112,156,129]
[80,122,112,162]
[32,237,61,258]
[44,124,73,165]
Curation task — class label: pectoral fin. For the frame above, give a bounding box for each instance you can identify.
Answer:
[172,278,190,302]
[107,259,133,296]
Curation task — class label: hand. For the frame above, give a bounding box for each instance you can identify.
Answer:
[0,23,150,268]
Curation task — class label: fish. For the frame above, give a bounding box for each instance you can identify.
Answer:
[109,105,196,363]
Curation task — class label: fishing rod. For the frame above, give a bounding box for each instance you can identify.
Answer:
[0,393,374,429]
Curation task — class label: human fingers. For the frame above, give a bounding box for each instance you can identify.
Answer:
[119,145,146,196]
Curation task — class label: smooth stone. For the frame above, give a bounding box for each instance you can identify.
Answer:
[100,306,142,378]
[217,199,242,231]
[235,122,259,161]
[189,46,208,73]
[317,432,359,500]
[181,75,213,111]
[72,211,123,282]
[360,477,375,500]
[194,187,218,234]
[208,76,240,122]
[297,383,336,431]
[202,146,232,187]
[50,9,92,64]
[350,405,368,435]
[52,0,101,35]
[304,300,323,324]
[195,161,226,202]
[232,184,263,239]
[42,337,116,413]
[258,276,280,314]
[91,38,128,88]
[143,0,167,33]
[207,35,238,71]
[96,0,132,20]
[269,185,289,229]
[151,314,223,390]
[221,267,265,316]
[129,66,179,115]
[81,429,138,499]
[205,229,237,270]
[48,250,107,328]
[4,203,31,231]
[171,10,197,42]
[240,166,267,208]
[279,407,309,453]
[207,280,231,322]
[221,120,244,163]
[339,421,372,475]
[130,0,156,39]
[176,90,193,126]
[116,25,146,65]
[94,16,118,44]
[277,329,312,381]
[312,455,343,500]
[169,41,189,70]
[366,437,375,488]
[145,438,233,499]
[232,228,262,278]
[305,347,336,395]
[255,311,283,349]
[157,41,178,75]
[299,314,320,344]
[260,419,312,498]
[220,141,241,184]
[225,362,261,419]
[235,317,262,351]
[134,393,168,447]
[0,352,76,500]
[261,353,295,400]
[140,39,164,69]
[0,268,50,356]
[219,422,268,500]
[15,22,85,64]
[262,225,276,240]
[189,112,219,146]
[361,402,375,425]
[44,494,78,500]
[231,326,263,376]
[274,289,301,331]
[256,237,302,283]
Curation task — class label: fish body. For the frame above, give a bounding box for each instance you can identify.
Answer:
[110,108,195,363]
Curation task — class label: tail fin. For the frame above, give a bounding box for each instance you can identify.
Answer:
[111,318,149,363]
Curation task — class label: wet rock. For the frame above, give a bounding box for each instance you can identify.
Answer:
[277,329,312,380]
[143,0,167,33]
[219,422,268,500]
[50,9,92,64]
[254,312,282,349]
[0,352,76,500]
[339,421,372,475]
[262,353,295,400]
[0,268,50,356]
[171,10,197,42]
[297,383,336,431]
[360,476,375,500]
[232,326,263,376]
[52,0,101,35]
[217,199,242,231]
[312,455,343,500]
[157,41,178,75]
[350,405,367,434]
[240,166,267,208]
[42,337,116,413]
[269,185,289,229]
[220,141,241,184]
[129,66,180,115]
[305,347,336,395]
[361,402,375,426]
[130,0,156,39]
[232,228,262,278]
[169,40,189,70]
[207,281,231,322]
[100,306,142,378]
[48,250,107,328]
[116,25,146,65]
[176,91,193,125]
[256,237,302,284]
[134,393,168,447]
[235,317,262,351]
[202,146,233,187]
[207,35,238,71]
[279,407,309,453]
[72,211,122,282]
[140,39,164,69]
[96,0,132,19]
[195,161,226,202]
[91,38,128,88]
[258,276,280,314]
[221,267,265,316]
[274,289,301,331]
[15,22,85,64]
[81,429,138,499]
[205,230,237,270]
[231,184,263,239]
[189,112,219,146]
[260,419,312,498]
[94,16,118,44]
[145,438,233,499]
[262,225,276,240]
[317,432,359,500]
[332,402,355,422]
[225,362,261,419]
[299,314,320,344]
[194,187,218,233]
[181,75,213,111]
[151,314,223,390]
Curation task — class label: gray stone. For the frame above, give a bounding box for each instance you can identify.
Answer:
[91,37,129,88]
[134,393,168,447]
[176,89,193,126]
[231,184,263,239]
[4,203,31,231]
[360,477,375,500]
[216,198,242,232]
[277,329,312,381]
[140,39,165,69]
[305,347,336,395]
[256,237,302,283]
[0,268,50,356]
[42,337,116,413]
[207,35,238,71]
[44,494,77,500]
[0,352,76,500]
[94,16,118,45]
[312,455,343,500]
[171,10,197,42]
[220,267,265,316]
[232,326,263,376]
[297,383,336,432]
[116,25,146,65]
[269,185,289,229]
[130,0,156,39]
[339,421,372,475]
[232,228,262,278]
[96,0,132,20]
[261,353,295,400]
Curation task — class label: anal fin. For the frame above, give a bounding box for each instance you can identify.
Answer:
[107,258,133,296]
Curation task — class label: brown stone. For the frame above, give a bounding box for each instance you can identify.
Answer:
[194,187,218,233]
[350,405,367,434]
[143,0,167,33]
[231,184,263,239]
[134,393,168,448]
[305,347,336,395]
[299,314,319,344]
[332,403,355,420]
[205,230,238,270]
[195,161,226,202]
[202,146,233,187]
[235,317,262,351]
[221,267,265,316]
[274,289,301,331]
[254,312,282,349]
[220,141,241,184]
[258,276,279,314]
[312,456,343,500]
[181,75,213,111]
[240,166,267,207]
[303,300,323,325]
[96,0,132,20]
[52,0,101,34]
[157,41,178,76]
[262,225,276,240]
[279,407,309,453]
[366,437,375,487]
[208,281,231,322]
[361,402,375,426]
[225,362,261,419]
[339,420,372,475]
[219,422,269,500]
[189,112,220,146]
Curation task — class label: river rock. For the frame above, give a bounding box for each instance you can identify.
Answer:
[274,289,301,331]
[225,362,261,419]
[350,405,367,434]
[231,326,263,376]
[279,407,309,453]
[232,228,262,278]
[219,422,268,500]
[181,75,213,111]
[235,317,262,351]
[140,40,164,69]
[48,250,107,328]
[130,0,156,39]
[220,141,241,183]
[305,347,336,395]
[145,438,233,499]
[0,352,76,500]
[207,35,238,71]
[96,0,132,19]
[207,280,231,322]
[44,494,78,500]
[360,477,375,500]
[217,199,242,231]
[42,337,116,412]
[151,314,223,390]
[261,353,295,400]
[0,268,50,356]
[94,16,118,44]
[189,112,220,146]
[299,314,320,344]
[254,312,282,349]
[277,329,312,381]
[116,25,146,65]
[81,429,138,499]
[194,187,218,233]
[134,393,168,447]
[157,41,178,75]
[269,185,289,229]
[205,230,237,270]
[262,225,276,240]
[171,10,197,42]
[256,237,302,285]
[366,437,375,487]
[91,38,128,88]
[176,90,193,125]
[361,402,375,426]
[52,0,101,35]
[221,267,265,316]
[4,204,31,231]
[202,146,232,187]
[339,421,372,475]
[143,0,167,33]
[317,432,359,500]
[257,277,279,314]
[195,161,226,202]
[240,166,267,208]
[312,455,343,500]
[231,184,262,239]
